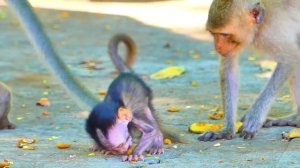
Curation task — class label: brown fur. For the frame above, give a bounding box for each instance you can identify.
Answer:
[206,0,234,29]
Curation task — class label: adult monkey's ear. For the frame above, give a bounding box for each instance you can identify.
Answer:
[249,2,265,24]
[117,107,132,122]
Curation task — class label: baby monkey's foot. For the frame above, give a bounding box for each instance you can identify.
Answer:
[198,129,234,141]
[122,154,144,162]
[263,115,300,128]
[147,146,164,155]
[147,132,164,154]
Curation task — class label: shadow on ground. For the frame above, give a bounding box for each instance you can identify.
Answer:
[0,5,299,168]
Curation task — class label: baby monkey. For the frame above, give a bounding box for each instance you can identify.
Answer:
[86,34,164,162]
[0,82,15,129]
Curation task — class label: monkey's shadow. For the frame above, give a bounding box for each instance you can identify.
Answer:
[0,6,296,168]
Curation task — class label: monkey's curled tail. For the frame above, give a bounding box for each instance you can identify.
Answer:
[108,34,137,73]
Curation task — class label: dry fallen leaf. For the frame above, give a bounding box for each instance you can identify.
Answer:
[150,66,185,79]
[259,156,265,161]
[189,121,243,134]
[98,90,107,96]
[167,106,180,112]
[235,121,243,133]
[16,117,23,120]
[0,160,10,168]
[208,107,224,120]
[163,138,172,145]
[282,128,300,141]
[56,143,71,149]
[58,11,70,18]
[258,60,276,72]
[191,81,198,86]
[17,138,36,150]
[36,98,51,106]
[42,111,49,116]
[213,143,221,147]
[48,136,59,141]
[22,145,35,150]
[88,153,96,156]
[79,60,102,70]
[130,161,137,164]
[189,122,222,134]
[237,146,247,149]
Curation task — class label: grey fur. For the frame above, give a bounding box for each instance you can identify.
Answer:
[0,82,15,129]
[240,64,292,138]
[198,56,239,141]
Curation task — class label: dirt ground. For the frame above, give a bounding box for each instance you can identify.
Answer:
[0,0,299,167]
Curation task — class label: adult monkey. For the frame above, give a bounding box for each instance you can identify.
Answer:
[199,0,300,141]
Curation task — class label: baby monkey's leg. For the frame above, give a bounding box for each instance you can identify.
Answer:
[122,116,162,162]
[144,107,164,155]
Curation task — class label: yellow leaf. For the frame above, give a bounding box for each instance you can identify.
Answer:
[0,160,10,168]
[235,121,243,133]
[167,106,180,112]
[208,107,224,120]
[56,143,71,149]
[98,90,107,96]
[16,117,23,120]
[22,145,35,150]
[88,153,96,156]
[213,143,221,147]
[163,138,172,145]
[189,122,222,134]
[191,81,198,86]
[58,11,69,18]
[282,128,300,140]
[150,66,185,79]
[189,121,243,134]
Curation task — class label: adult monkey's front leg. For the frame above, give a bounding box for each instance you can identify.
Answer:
[239,63,293,139]
[198,56,239,141]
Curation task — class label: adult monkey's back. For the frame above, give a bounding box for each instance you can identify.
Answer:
[6,0,188,143]
[198,0,300,141]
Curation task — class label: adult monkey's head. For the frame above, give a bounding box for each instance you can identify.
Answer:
[206,0,265,57]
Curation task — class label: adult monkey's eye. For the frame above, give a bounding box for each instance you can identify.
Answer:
[220,33,230,37]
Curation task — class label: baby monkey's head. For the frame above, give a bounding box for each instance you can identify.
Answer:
[86,102,133,154]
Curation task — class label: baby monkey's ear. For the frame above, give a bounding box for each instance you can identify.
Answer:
[117,107,133,122]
